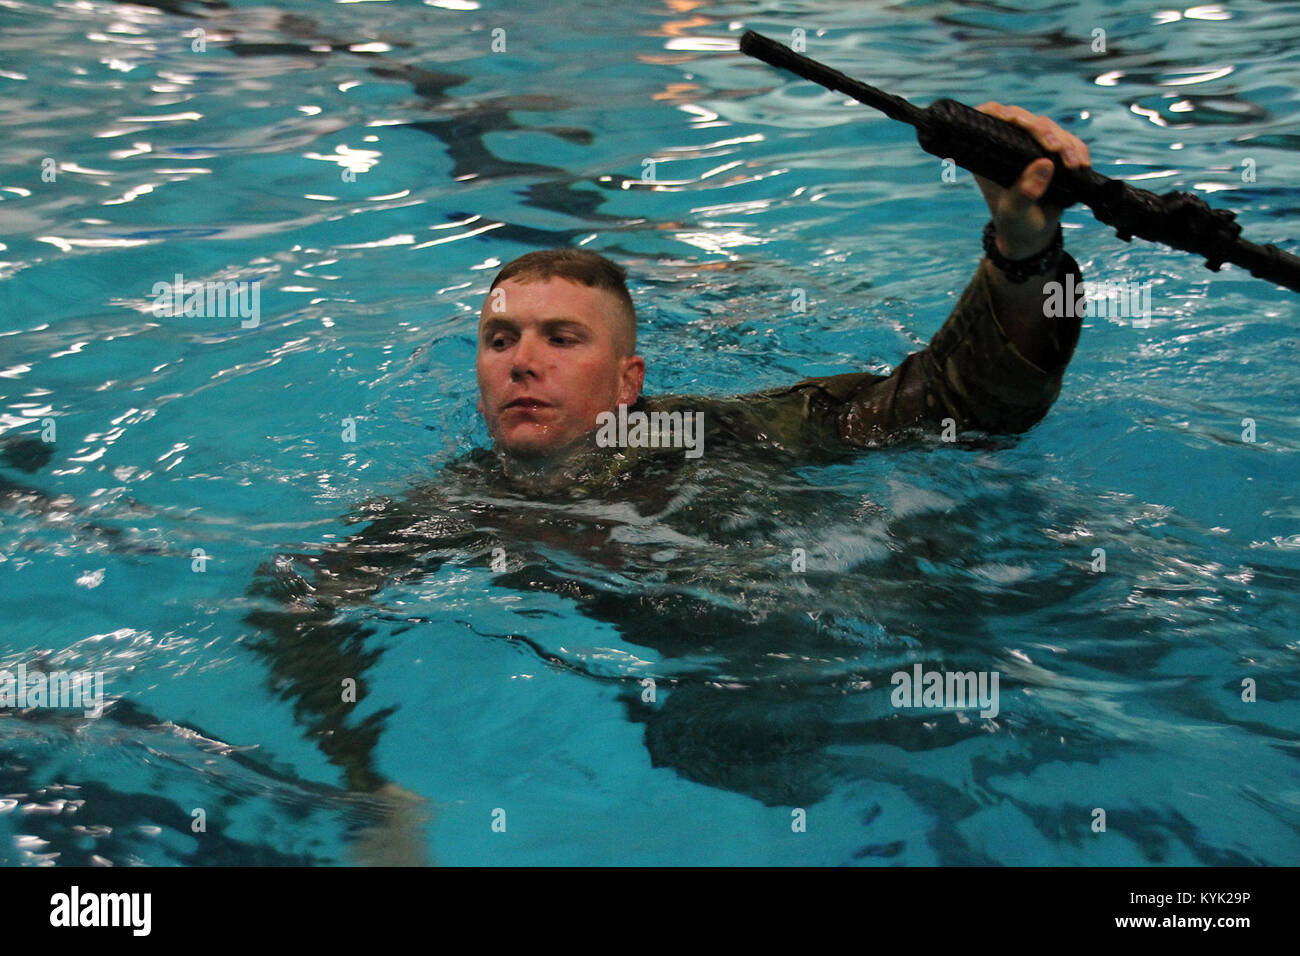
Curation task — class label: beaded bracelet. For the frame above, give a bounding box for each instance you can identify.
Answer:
[982,220,1064,283]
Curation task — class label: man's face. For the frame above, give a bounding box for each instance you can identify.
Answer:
[476,276,645,459]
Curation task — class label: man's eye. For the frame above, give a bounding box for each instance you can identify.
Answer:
[488,334,511,349]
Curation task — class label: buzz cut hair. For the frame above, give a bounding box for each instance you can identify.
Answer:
[488,248,637,356]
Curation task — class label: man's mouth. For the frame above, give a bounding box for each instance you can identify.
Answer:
[503,398,552,411]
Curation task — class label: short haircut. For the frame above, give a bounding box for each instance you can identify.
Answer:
[488,248,637,355]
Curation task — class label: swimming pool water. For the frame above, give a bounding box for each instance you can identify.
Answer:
[1,0,1298,865]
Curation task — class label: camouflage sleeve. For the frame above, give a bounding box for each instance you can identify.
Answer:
[730,253,1086,451]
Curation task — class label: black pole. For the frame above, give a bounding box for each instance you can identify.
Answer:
[740,30,1300,295]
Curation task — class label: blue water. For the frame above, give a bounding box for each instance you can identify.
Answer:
[1,0,1298,865]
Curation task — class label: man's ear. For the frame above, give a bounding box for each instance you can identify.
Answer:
[619,355,646,406]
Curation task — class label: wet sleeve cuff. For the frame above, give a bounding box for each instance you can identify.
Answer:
[921,252,1085,433]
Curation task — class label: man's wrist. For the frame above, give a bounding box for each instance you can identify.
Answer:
[982,220,1064,282]
[995,232,1050,260]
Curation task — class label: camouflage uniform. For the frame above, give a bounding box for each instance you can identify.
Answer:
[548,253,1086,489]
[242,255,1086,792]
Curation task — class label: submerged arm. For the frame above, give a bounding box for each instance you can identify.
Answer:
[243,484,479,793]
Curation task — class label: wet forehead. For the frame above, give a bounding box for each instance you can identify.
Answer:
[479,276,621,328]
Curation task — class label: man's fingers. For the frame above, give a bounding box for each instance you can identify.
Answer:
[975,102,1090,169]
[990,156,1054,215]
[1019,157,1055,204]
[974,103,1069,235]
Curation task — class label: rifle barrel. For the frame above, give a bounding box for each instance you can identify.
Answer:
[739,30,1300,294]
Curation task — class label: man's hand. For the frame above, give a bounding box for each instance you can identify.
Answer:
[966,104,1091,370]
[972,103,1091,259]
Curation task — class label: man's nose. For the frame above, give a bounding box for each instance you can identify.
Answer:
[510,331,541,380]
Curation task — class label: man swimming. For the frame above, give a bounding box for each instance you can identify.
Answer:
[476,102,1091,487]
[238,102,1094,858]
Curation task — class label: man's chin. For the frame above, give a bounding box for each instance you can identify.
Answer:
[498,440,555,461]
[494,426,589,462]
[495,430,568,461]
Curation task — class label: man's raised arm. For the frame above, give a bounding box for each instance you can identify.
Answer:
[974,102,1092,374]
[727,104,1093,452]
